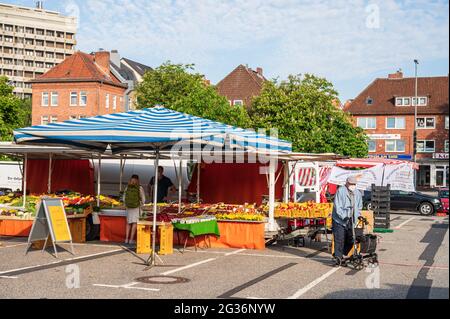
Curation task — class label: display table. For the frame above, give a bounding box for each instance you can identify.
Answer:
[0,217,34,237]
[98,211,129,242]
[172,217,220,251]
[174,221,265,250]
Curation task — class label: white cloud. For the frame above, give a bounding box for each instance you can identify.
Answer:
[61,0,449,83]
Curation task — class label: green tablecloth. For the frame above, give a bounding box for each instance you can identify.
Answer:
[172,220,220,238]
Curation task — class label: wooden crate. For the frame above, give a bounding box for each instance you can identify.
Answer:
[137,224,152,254]
[159,223,173,255]
[67,217,86,243]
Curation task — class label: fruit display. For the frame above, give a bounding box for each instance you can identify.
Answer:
[98,195,122,209]
[171,215,217,224]
[274,202,333,219]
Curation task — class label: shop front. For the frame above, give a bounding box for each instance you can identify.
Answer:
[417,156,449,189]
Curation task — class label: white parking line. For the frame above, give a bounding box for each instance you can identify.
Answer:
[225,249,246,256]
[287,267,340,299]
[0,243,28,249]
[161,258,217,276]
[394,217,416,229]
[93,282,160,291]
[0,249,123,276]
[0,275,18,279]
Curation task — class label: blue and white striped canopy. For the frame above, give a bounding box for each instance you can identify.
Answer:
[14,106,292,154]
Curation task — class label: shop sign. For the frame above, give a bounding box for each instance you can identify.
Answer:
[433,153,449,159]
[367,134,401,140]
[368,154,413,160]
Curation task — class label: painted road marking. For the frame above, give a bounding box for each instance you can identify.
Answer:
[225,249,246,256]
[0,248,124,277]
[161,258,217,276]
[0,243,28,249]
[394,217,416,229]
[288,267,340,299]
[379,261,448,270]
[0,275,18,279]
[93,282,160,292]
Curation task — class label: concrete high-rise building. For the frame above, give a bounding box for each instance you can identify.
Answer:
[0,2,77,99]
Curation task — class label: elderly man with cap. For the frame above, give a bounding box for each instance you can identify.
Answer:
[332,175,363,266]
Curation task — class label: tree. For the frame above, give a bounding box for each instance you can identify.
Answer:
[249,74,368,157]
[136,62,252,128]
[0,76,31,141]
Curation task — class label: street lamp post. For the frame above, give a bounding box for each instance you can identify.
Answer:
[413,59,419,188]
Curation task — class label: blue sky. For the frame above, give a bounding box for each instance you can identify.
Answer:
[3,0,449,102]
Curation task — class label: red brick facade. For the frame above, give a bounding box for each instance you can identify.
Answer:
[31,51,127,125]
[346,73,449,188]
[31,82,126,125]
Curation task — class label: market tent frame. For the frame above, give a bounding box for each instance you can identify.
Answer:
[13,106,292,266]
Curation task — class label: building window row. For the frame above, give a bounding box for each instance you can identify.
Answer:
[105,94,121,110]
[367,139,448,154]
[395,96,428,107]
[358,116,448,130]
[70,91,87,106]
[0,24,75,39]
[40,115,58,125]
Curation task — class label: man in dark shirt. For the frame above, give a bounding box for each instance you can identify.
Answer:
[148,166,175,203]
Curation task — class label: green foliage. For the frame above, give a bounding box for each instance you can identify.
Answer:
[136,62,252,128]
[0,76,32,160]
[249,74,368,157]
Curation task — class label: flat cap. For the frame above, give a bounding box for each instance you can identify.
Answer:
[346,175,358,184]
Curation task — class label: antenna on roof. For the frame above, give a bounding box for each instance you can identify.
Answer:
[36,1,43,9]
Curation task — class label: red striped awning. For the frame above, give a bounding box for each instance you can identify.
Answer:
[336,158,418,169]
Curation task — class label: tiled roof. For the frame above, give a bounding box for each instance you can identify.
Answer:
[31,51,127,88]
[216,64,267,107]
[346,76,449,115]
[122,58,153,77]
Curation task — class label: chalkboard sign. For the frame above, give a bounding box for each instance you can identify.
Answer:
[25,198,74,257]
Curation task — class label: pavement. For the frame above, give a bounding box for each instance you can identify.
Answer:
[0,211,448,299]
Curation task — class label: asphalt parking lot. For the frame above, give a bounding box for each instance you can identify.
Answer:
[0,212,448,299]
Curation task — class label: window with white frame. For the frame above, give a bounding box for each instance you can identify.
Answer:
[233,100,243,106]
[445,140,449,153]
[417,140,435,153]
[80,91,87,106]
[106,94,110,109]
[416,117,435,129]
[385,140,405,152]
[412,97,427,106]
[50,116,58,123]
[50,92,58,106]
[41,116,49,125]
[113,96,117,110]
[70,92,77,106]
[395,97,410,106]
[368,140,376,152]
[386,117,405,129]
[357,117,376,129]
[445,116,449,130]
[41,92,49,106]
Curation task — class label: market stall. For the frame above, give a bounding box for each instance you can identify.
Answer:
[14,106,292,265]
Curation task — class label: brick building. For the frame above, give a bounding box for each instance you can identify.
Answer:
[31,50,127,125]
[346,71,449,189]
[216,64,266,108]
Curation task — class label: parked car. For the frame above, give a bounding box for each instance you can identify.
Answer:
[0,187,13,196]
[363,190,442,216]
[437,188,449,214]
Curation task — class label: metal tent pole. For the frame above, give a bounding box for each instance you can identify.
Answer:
[268,158,276,231]
[96,155,101,207]
[119,155,123,193]
[149,149,160,266]
[178,159,183,214]
[283,162,289,203]
[196,161,201,203]
[47,153,52,194]
[22,153,28,209]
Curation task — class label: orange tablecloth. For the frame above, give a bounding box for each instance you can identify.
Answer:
[99,215,265,249]
[0,219,33,237]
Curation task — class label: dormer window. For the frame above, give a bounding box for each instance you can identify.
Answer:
[366,97,373,105]
[395,96,427,106]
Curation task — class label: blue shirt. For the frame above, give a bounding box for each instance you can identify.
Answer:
[332,185,362,227]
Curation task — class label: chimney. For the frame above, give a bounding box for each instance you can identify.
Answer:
[36,1,43,9]
[388,69,403,79]
[256,67,263,76]
[110,50,121,67]
[93,51,110,75]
